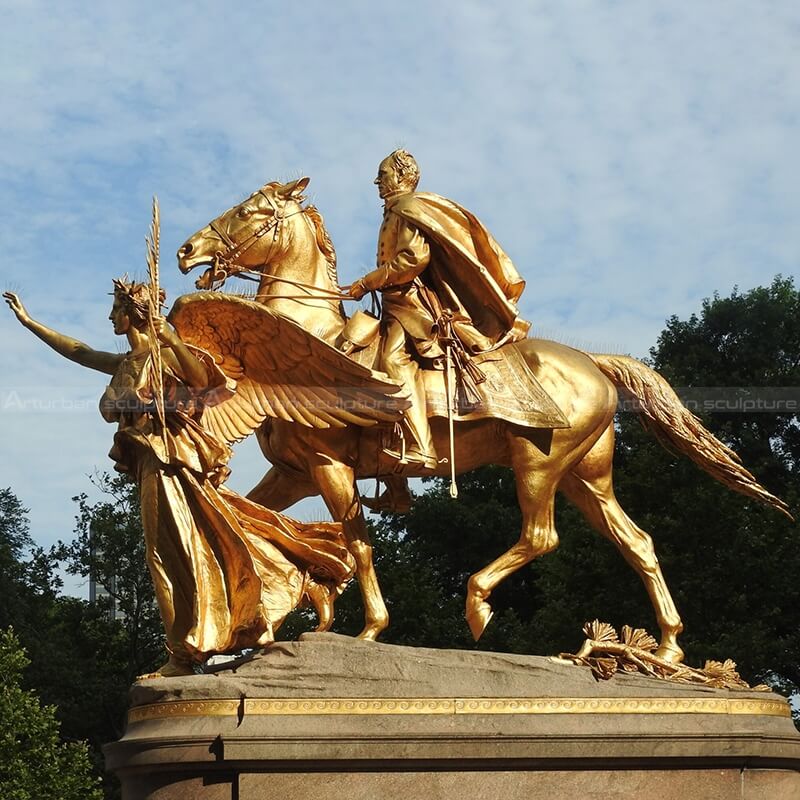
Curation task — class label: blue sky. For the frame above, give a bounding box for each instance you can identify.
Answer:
[1,1,798,595]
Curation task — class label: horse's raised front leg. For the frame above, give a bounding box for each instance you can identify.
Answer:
[310,456,388,640]
[560,424,684,663]
[466,434,560,640]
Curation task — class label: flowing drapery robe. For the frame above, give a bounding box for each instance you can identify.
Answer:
[99,349,353,663]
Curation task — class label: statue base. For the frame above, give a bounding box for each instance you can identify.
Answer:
[105,633,800,800]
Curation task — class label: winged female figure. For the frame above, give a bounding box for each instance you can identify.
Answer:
[2,282,407,676]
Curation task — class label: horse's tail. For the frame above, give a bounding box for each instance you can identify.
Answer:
[588,353,792,520]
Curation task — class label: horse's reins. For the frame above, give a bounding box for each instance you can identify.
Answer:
[229,271,351,300]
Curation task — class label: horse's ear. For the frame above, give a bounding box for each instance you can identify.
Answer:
[278,177,310,201]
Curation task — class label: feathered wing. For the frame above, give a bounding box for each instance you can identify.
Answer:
[168,293,409,444]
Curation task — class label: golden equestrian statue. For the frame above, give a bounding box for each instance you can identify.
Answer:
[174,154,791,666]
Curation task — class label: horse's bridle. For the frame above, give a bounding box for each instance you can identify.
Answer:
[208,189,298,281]
[201,190,349,299]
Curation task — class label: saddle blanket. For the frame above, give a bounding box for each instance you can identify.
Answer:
[423,344,570,429]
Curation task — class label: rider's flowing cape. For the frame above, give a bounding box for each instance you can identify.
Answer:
[388,192,530,352]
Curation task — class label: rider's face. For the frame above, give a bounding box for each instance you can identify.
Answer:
[374,158,404,200]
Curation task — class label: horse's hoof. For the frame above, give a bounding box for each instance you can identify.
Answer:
[305,582,334,631]
[356,624,385,641]
[656,641,685,664]
[466,599,494,641]
[137,658,194,680]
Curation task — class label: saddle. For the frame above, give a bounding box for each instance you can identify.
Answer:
[338,310,569,430]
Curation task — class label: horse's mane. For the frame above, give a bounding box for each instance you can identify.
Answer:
[303,205,338,287]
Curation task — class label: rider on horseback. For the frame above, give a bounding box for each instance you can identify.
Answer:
[348,149,530,471]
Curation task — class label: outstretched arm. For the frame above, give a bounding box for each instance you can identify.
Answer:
[3,292,123,376]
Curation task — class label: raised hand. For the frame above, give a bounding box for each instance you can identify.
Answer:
[152,316,178,345]
[3,292,31,325]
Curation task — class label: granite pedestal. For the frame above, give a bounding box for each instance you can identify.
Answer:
[105,633,800,799]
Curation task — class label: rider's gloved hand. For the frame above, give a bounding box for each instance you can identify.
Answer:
[347,279,369,301]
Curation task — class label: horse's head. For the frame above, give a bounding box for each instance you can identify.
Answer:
[177,178,311,290]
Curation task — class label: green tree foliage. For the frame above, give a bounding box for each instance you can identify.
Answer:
[56,473,163,684]
[0,489,80,735]
[0,628,102,800]
[325,277,799,694]
[0,489,60,646]
[614,276,799,691]
[1,481,161,799]
[50,474,162,798]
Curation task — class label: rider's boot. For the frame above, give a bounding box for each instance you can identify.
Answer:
[361,476,413,514]
[382,369,438,470]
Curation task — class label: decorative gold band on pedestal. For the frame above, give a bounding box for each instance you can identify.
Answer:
[127,696,790,723]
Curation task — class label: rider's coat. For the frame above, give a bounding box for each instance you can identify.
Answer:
[360,191,530,359]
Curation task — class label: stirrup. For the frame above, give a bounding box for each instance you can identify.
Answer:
[382,447,438,471]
